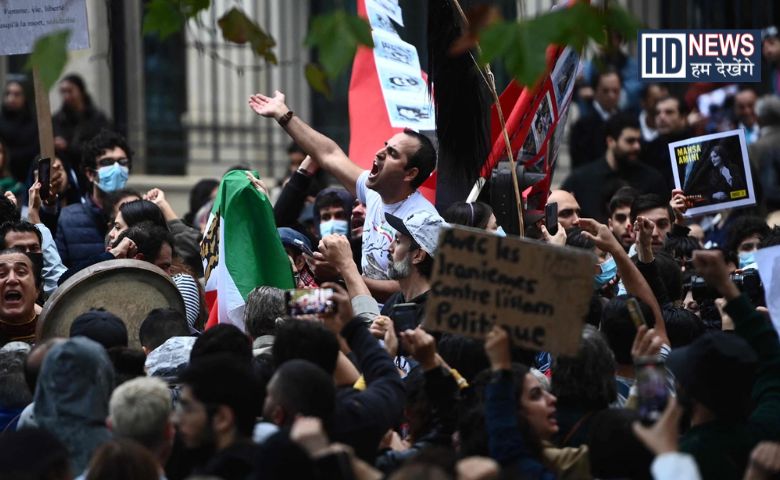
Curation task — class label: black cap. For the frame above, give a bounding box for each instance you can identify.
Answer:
[385,213,413,240]
[69,309,128,350]
[667,332,757,419]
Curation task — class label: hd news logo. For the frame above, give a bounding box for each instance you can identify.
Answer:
[638,30,761,82]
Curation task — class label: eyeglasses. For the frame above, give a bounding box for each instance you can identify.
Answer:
[96,156,130,168]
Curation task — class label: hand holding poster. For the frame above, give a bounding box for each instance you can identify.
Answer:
[422,226,595,355]
[669,129,756,216]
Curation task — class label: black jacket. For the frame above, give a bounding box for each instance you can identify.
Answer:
[330,318,406,462]
[0,106,39,181]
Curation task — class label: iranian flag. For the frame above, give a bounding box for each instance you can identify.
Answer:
[201,171,294,331]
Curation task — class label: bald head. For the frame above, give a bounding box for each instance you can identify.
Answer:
[547,190,581,230]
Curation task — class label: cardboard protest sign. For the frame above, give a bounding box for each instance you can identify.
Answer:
[669,129,756,216]
[422,225,595,355]
[0,0,89,55]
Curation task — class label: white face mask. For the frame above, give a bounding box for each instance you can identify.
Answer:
[96,164,129,192]
[319,219,348,237]
[494,226,507,237]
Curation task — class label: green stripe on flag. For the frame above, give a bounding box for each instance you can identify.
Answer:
[216,170,294,298]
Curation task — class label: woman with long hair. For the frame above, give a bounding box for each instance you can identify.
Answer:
[0,78,39,181]
[683,140,746,203]
[481,326,561,478]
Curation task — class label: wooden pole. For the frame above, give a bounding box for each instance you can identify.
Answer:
[450,0,525,236]
[32,65,55,160]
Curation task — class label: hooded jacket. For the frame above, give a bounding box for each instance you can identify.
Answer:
[33,337,115,476]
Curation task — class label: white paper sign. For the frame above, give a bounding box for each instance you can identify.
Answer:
[755,245,780,335]
[372,30,435,131]
[0,0,89,56]
[668,129,756,216]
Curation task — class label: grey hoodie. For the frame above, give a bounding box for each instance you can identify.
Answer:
[33,337,114,476]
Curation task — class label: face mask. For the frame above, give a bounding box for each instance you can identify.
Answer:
[738,251,756,269]
[96,164,129,192]
[319,219,348,237]
[495,226,507,237]
[594,256,617,290]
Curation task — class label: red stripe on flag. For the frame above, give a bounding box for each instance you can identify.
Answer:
[205,290,218,330]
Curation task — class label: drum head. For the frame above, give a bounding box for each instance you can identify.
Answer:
[37,259,185,349]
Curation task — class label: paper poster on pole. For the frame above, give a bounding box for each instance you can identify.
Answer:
[422,226,595,355]
[755,245,780,336]
[365,0,399,36]
[551,46,579,113]
[669,129,756,216]
[372,30,435,131]
[366,0,404,26]
[0,0,89,55]
[531,92,554,146]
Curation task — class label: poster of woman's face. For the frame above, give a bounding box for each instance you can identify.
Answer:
[670,129,755,216]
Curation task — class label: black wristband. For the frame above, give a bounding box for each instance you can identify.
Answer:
[277,110,294,127]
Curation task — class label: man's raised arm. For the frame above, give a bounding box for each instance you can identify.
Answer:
[249,90,364,195]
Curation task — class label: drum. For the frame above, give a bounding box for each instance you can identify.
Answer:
[37,259,185,349]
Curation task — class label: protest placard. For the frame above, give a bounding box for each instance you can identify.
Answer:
[422,225,595,355]
[669,129,756,216]
[0,0,90,160]
[0,0,89,56]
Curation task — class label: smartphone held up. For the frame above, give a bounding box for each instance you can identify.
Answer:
[285,288,336,317]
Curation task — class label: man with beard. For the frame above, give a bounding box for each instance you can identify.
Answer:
[249,90,438,301]
[562,113,667,223]
[175,354,261,479]
[640,95,693,188]
[379,211,445,326]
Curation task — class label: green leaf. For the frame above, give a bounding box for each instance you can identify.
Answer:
[478,3,640,87]
[218,7,278,64]
[181,0,210,18]
[305,63,332,98]
[306,11,373,78]
[25,30,71,91]
[479,21,517,65]
[604,5,644,40]
[143,0,184,39]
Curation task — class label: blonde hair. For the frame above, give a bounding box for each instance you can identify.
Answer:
[108,376,171,449]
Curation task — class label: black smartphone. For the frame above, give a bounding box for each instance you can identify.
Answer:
[545,202,558,235]
[37,157,51,201]
[390,302,419,336]
[626,298,648,329]
[284,288,336,317]
[635,357,668,424]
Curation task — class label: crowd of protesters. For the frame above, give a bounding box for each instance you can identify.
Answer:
[0,26,780,480]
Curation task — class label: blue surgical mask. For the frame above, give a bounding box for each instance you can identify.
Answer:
[96,164,129,192]
[594,256,617,290]
[319,219,349,237]
[495,226,507,237]
[738,251,756,269]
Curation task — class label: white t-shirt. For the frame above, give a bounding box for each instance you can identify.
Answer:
[356,171,438,279]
